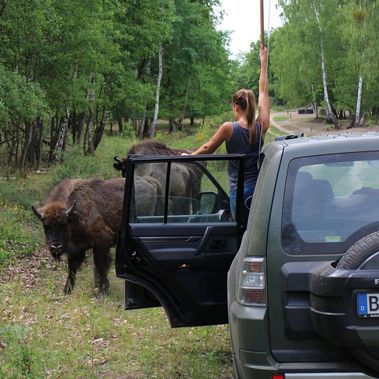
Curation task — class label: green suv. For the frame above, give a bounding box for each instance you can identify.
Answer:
[116,134,379,378]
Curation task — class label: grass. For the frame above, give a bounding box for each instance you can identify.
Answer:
[0,251,232,378]
[0,202,41,265]
[273,115,289,122]
[0,121,239,379]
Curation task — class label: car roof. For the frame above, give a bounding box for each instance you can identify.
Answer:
[268,132,379,157]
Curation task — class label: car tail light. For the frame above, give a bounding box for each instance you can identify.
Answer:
[239,257,267,306]
[272,374,284,379]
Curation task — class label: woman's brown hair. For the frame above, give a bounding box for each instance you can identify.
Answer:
[233,89,257,144]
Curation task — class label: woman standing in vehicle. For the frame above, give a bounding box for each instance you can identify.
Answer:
[188,45,270,222]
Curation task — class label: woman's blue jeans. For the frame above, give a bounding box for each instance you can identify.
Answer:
[230,184,255,224]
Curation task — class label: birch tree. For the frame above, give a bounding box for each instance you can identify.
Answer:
[311,0,339,128]
[149,46,163,139]
[346,0,376,127]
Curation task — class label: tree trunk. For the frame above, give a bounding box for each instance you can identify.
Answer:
[27,117,43,169]
[76,111,86,145]
[353,74,363,128]
[149,46,163,139]
[85,111,95,155]
[93,107,107,150]
[138,59,151,140]
[48,114,58,162]
[169,116,176,134]
[83,71,95,153]
[179,79,191,132]
[19,120,34,173]
[35,117,43,170]
[138,107,147,140]
[52,116,68,162]
[118,117,124,134]
[311,0,339,129]
[15,124,20,166]
[70,111,77,144]
[311,84,319,118]
[109,119,113,136]
[63,109,70,151]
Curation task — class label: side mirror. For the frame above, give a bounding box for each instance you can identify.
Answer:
[197,192,218,214]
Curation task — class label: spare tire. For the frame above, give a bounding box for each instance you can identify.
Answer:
[337,231,379,372]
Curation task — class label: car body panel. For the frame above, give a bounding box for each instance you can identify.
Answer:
[227,134,379,378]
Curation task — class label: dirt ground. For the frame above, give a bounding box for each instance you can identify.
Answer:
[270,111,379,138]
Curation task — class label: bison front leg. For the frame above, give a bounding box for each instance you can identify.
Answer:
[64,251,86,294]
[93,248,112,295]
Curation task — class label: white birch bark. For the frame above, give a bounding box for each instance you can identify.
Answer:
[52,117,68,161]
[311,84,318,117]
[354,74,363,128]
[84,72,95,153]
[149,46,163,139]
[86,116,95,155]
[311,0,339,128]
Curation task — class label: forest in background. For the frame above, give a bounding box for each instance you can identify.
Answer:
[0,0,378,173]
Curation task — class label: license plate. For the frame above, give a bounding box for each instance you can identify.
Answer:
[357,292,379,318]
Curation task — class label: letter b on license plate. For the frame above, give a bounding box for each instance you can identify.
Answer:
[357,293,379,318]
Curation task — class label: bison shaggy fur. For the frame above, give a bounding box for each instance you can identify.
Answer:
[32,178,125,294]
[115,140,204,214]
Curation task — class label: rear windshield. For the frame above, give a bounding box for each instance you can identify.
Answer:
[282,152,379,255]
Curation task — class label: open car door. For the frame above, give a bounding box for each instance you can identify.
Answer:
[116,154,245,327]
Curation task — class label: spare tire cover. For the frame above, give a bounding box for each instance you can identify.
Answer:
[337,231,379,372]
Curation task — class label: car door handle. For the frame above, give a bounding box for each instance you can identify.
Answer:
[195,226,213,255]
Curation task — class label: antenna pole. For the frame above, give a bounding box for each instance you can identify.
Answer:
[260,0,265,47]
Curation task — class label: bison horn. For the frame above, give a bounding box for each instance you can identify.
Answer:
[65,200,77,216]
[32,206,44,220]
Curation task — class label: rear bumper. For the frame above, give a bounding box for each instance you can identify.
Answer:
[285,374,377,379]
[228,300,378,379]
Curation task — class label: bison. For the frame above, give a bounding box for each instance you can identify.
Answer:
[128,140,193,156]
[114,140,204,215]
[32,178,125,294]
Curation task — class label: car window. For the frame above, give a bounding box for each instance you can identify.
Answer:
[129,158,237,224]
[282,152,379,255]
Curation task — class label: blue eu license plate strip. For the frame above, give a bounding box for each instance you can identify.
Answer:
[357,293,379,318]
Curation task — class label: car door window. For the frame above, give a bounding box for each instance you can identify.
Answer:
[129,158,239,224]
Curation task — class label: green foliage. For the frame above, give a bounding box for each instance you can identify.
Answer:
[0,63,48,125]
[263,0,379,117]
[51,135,137,183]
[0,0,236,169]
[51,145,103,183]
[0,200,41,265]
[159,0,232,123]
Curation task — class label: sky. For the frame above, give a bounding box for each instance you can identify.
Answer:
[216,0,283,57]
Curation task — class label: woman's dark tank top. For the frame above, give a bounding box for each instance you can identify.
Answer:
[225,121,263,189]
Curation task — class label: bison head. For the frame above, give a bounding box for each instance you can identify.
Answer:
[32,200,77,260]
